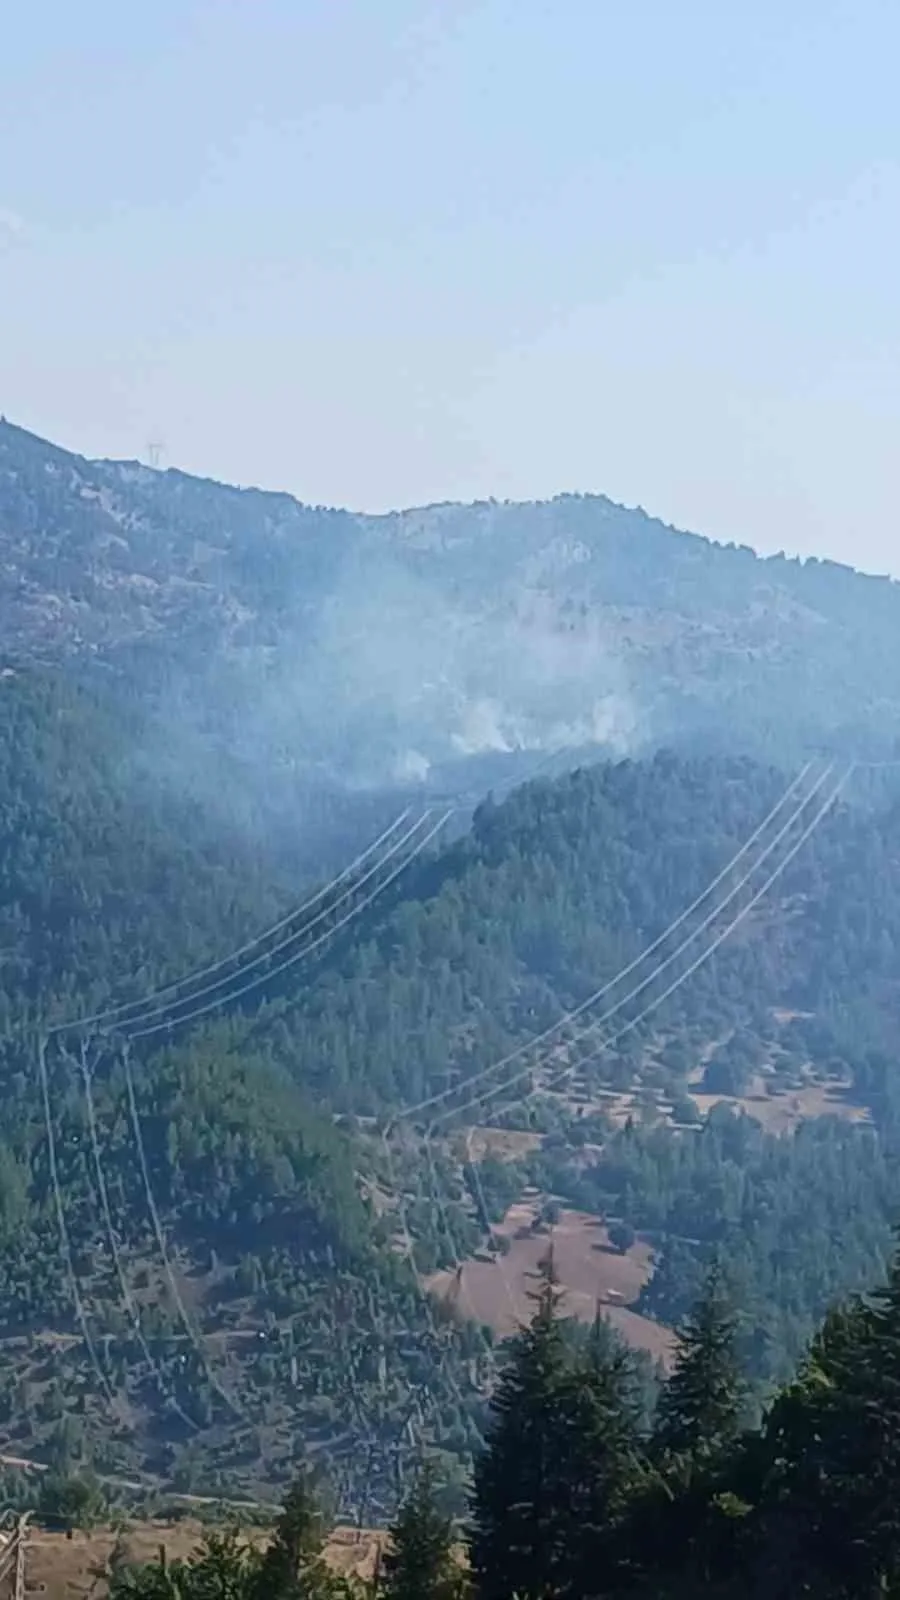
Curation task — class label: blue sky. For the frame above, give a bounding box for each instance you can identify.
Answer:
[2,0,898,572]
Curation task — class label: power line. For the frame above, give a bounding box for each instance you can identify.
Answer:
[428,766,851,1378]
[36,1037,116,1408]
[404,760,818,1124]
[55,809,414,1036]
[119,810,433,1038]
[569,766,852,1083]
[66,1037,202,1433]
[39,809,449,1462]
[427,765,841,1335]
[458,767,852,1322]
[385,762,833,1388]
[124,811,452,1041]
[120,1041,247,1423]
[431,762,835,1132]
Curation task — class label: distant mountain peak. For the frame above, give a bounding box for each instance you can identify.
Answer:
[1,420,898,809]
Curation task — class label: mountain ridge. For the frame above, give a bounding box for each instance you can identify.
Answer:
[3,418,900,823]
[7,415,896,581]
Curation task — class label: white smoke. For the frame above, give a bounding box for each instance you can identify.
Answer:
[451,698,515,756]
[393,748,432,782]
[131,499,646,818]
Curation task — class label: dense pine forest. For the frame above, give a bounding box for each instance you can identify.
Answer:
[3,654,900,1525]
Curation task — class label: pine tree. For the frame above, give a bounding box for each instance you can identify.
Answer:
[381,1463,460,1600]
[469,1255,571,1600]
[849,1243,900,1588]
[250,1470,334,1600]
[747,1304,864,1599]
[109,1530,256,1600]
[553,1313,646,1598]
[654,1263,747,1470]
[755,1246,900,1596]
[629,1266,751,1595]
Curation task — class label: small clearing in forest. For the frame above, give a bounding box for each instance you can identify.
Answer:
[689,1079,871,1135]
[428,1203,676,1367]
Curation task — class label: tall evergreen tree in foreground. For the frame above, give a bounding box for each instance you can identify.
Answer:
[552,1313,645,1598]
[249,1470,335,1600]
[469,1254,571,1600]
[470,1254,646,1600]
[380,1462,460,1600]
[653,1262,747,1471]
[752,1241,900,1597]
[634,1263,749,1591]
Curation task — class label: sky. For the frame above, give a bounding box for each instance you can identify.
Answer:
[1,0,898,574]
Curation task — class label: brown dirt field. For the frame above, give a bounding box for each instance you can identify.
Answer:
[689,1081,871,1134]
[24,1520,387,1597]
[601,1306,677,1366]
[427,1204,675,1367]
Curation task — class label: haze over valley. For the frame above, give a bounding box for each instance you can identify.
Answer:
[0,411,898,1536]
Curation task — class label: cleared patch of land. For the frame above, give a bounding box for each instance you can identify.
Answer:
[24,1520,386,1597]
[428,1203,676,1367]
[688,1080,871,1135]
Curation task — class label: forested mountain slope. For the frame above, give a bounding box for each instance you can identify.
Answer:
[2,418,900,822]
[0,670,482,1507]
[258,753,900,1380]
[276,754,900,1113]
[3,664,900,1504]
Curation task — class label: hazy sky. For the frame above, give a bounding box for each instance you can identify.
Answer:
[2,1,898,573]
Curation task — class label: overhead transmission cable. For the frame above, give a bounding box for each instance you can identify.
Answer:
[65,1037,201,1432]
[430,760,835,1130]
[380,760,832,1396]
[36,808,449,1452]
[405,759,818,1124]
[36,1035,116,1407]
[114,809,461,1438]
[39,1038,248,1432]
[455,763,853,1346]
[383,760,826,1354]
[424,762,839,1316]
[426,765,850,1367]
[124,811,453,1041]
[567,764,852,1084]
[120,1040,247,1422]
[114,815,449,1415]
[55,808,415,1037]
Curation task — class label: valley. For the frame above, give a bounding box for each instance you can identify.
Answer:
[1,425,900,1530]
[5,0,899,1580]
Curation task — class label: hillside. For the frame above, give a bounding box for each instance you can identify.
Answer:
[3,662,900,1506]
[0,669,481,1511]
[263,753,900,1379]
[20,1240,900,1599]
[3,419,900,831]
